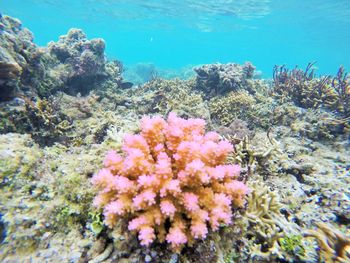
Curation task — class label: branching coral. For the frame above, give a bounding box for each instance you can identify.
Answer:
[243,183,301,262]
[226,133,282,179]
[304,222,350,263]
[272,63,350,118]
[245,183,284,242]
[92,113,249,251]
[329,66,350,117]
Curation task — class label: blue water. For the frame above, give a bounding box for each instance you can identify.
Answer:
[1,0,350,77]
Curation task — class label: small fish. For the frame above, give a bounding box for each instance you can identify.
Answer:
[120,82,133,89]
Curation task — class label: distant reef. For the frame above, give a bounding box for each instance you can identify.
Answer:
[0,15,129,101]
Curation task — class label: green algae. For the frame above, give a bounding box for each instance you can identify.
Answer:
[279,235,305,257]
[89,212,104,235]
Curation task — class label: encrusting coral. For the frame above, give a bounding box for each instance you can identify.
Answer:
[92,112,249,251]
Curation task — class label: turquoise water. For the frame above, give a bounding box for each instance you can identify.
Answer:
[1,0,350,76]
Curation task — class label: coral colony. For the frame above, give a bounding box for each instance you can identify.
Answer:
[92,113,249,251]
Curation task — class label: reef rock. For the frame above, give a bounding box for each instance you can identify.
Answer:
[0,15,125,100]
[0,15,36,100]
[46,28,112,95]
[194,62,256,98]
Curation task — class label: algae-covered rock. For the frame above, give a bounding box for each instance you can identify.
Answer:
[0,15,35,100]
[46,29,109,95]
[0,134,43,257]
[194,62,256,98]
[0,97,73,146]
[0,15,125,100]
[0,133,110,261]
[216,118,254,144]
[113,78,211,121]
[0,46,22,80]
[23,28,123,97]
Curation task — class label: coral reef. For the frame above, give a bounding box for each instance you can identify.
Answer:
[272,63,350,120]
[194,62,256,97]
[112,78,210,120]
[92,113,249,251]
[1,14,350,263]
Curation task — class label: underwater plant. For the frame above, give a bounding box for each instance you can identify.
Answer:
[92,113,249,251]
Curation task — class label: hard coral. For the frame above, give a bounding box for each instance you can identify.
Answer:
[92,113,249,251]
[304,222,350,263]
[273,63,350,118]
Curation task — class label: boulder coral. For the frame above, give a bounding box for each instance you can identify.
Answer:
[92,113,249,251]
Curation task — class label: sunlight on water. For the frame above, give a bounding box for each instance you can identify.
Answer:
[1,0,349,77]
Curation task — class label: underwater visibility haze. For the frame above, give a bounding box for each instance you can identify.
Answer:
[0,0,350,262]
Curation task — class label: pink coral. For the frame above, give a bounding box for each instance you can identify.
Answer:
[183,192,200,212]
[92,112,249,251]
[160,200,176,218]
[166,225,188,248]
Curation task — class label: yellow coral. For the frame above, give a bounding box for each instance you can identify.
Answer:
[209,91,256,126]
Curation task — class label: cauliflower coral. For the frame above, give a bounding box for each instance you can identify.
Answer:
[92,112,249,251]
